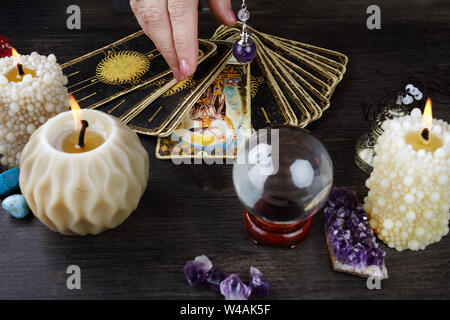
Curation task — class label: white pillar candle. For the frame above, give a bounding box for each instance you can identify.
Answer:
[19,109,149,235]
[364,105,449,251]
[0,51,68,167]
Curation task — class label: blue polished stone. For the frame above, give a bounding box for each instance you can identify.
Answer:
[2,194,30,219]
[0,168,20,196]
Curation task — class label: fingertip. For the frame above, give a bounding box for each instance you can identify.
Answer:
[171,65,183,82]
[208,0,237,26]
[224,8,237,26]
[180,58,197,79]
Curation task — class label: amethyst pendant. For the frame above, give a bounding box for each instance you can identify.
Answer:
[232,39,256,64]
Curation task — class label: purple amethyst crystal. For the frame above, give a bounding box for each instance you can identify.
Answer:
[220,274,252,300]
[205,267,228,292]
[324,187,388,279]
[249,267,270,298]
[232,41,256,64]
[183,255,213,287]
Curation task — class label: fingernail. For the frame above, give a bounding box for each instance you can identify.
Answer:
[180,59,192,78]
[171,66,182,81]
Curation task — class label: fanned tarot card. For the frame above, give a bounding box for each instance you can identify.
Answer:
[211,25,348,129]
[156,62,251,160]
[62,31,216,111]
[126,41,233,136]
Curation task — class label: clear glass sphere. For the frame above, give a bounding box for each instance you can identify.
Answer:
[237,8,250,22]
[233,126,333,224]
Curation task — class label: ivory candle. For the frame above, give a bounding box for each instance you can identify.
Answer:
[0,50,68,167]
[364,103,449,251]
[19,109,149,235]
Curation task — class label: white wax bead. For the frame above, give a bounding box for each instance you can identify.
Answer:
[408,240,419,250]
[0,75,8,86]
[415,227,425,237]
[6,133,15,142]
[433,125,442,134]
[406,210,416,221]
[391,121,401,131]
[417,149,426,158]
[434,148,446,158]
[43,74,52,84]
[23,74,33,82]
[411,108,422,118]
[44,103,54,112]
[9,102,19,113]
[431,192,440,202]
[377,198,386,207]
[403,176,413,186]
[383,219,394,230]
[404,193,415,204]
[438,175,448,185]
[26,124,36,134]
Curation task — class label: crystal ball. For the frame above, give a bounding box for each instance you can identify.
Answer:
[233,126,333,224]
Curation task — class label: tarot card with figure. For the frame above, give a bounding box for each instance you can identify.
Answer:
[156,63,251,160]
[62,30,216,110]
[210,29,295,129]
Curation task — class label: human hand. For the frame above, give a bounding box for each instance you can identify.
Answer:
[130,0,236,81]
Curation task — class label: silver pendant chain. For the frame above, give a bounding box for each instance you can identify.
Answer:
[237,0,251,44]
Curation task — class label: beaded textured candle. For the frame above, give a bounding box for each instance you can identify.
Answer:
[364,105,449,251]
[0,52,68,167]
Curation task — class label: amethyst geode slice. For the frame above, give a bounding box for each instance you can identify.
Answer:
[324,187,388,279]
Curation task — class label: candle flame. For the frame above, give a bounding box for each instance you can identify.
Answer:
[11,48,21,64]
[68,94,82,129]
[423,98,433,129]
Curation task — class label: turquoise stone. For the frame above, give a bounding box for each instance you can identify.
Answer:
[2,194,30,219]
[0,168,20,196]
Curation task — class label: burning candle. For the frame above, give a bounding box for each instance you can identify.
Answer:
[5,49,36,82]
[19,97,149,235]
[364,100,449,251]
[0,49,68,167]
[60,95,105,153]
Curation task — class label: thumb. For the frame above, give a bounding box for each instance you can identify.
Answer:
[207,0,236,26]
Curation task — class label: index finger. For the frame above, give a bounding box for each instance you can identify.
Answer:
[130,0,181,79]
[168,0,199,80]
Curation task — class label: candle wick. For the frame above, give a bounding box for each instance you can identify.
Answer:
[421,128,430,144]
[77,120,89,148]
[17,63,24,76]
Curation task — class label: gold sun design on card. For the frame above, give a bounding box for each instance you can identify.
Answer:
[96,51,150,85]
[161,76,197,97]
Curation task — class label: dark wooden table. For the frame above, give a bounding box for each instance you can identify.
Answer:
[0,0,449,299]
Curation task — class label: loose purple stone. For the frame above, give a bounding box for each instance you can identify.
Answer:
[232,41,256,64]
[205,267,228,292]
[220,274,252,300]
[183,255,213,287]
[249,267,270,298]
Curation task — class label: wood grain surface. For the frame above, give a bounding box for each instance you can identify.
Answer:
[0,0,449,299]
